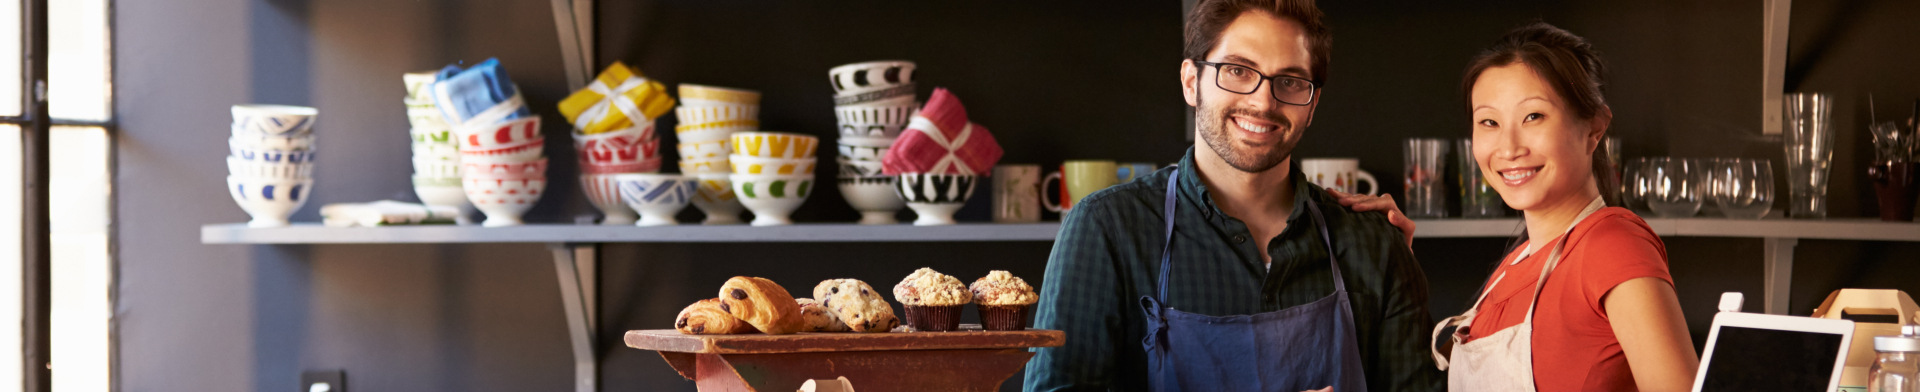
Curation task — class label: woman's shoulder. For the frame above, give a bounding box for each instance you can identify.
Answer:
[1565,207,1672,294]
[1568,207,1658,246]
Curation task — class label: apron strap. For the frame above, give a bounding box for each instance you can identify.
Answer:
[1520,196,1606,324]
[1155,169,1180,301]
[1434,197,1603,368]
[1301,196,1346,293]
[1454,196,1605,326]
[1155,169,1353,300]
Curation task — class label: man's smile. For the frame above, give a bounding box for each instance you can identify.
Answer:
[1233,116,1275,134]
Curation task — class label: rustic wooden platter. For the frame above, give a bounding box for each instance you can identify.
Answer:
[624,326,1064,354]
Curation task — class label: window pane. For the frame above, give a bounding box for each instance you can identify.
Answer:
[49,0,107,121]
[0,0,20,117]
[0,125,21,391]
[50,126,107,391]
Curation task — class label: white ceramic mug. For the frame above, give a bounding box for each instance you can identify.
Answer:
[993,164,1041,223]
[1299,158,1378,195]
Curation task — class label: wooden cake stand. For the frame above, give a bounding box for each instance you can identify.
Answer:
[625,326,1064,392]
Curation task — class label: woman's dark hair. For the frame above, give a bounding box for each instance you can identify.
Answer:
[1463,21,1616,208]
[1463,21,1616,254]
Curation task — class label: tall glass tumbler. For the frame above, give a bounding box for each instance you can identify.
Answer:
[1404,138,1449,218]
[1712,158,1775,219]
[1456,138,1507,218]
[1784,92,1835,218]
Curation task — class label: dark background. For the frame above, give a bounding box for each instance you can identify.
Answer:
[114,0,1920,390]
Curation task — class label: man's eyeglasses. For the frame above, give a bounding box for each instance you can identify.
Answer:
[1192,60,1318,106]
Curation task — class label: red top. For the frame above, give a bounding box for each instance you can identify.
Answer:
[1463,207,1672,391]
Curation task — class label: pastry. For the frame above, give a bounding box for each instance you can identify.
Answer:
[892,268,971,332]
[970,270,1038,331]
[813,279,901,333]
[674,298,757,335]
[797,298,851,332]
[718,276,805,334]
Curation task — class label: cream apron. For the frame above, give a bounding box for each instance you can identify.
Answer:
[1432,197,1605,391]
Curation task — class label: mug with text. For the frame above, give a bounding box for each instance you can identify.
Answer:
[993,164,1042,223]
[1299,158,1378,195]
[1042,160,1118,214]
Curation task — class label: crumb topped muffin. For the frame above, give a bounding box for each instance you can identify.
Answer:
[893,267,971,331]
[893,267,972,306]
[971,270,1037,330]
[969,270,1037,306]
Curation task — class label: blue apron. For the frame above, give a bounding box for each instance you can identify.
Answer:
[1140,169,1370,392]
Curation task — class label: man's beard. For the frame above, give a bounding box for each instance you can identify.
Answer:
[1196,94,1297,173]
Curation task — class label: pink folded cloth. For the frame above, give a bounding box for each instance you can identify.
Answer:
[881,88,1002,175]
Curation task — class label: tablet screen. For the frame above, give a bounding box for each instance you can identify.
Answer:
[1699,326,1846,392]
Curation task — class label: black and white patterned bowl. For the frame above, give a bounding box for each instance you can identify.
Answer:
[892,173,978,226]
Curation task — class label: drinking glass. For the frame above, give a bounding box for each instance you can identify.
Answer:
[1712,158,1774,219]
[1646,157,1705,217]
[1620,157,1648,212]
[1456,138,1507,218]
[1404,138,1449,219]
[1784,92,1834,218]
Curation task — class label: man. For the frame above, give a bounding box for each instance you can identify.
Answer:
[1024,0,1442,391]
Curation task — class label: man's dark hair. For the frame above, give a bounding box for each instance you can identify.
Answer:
[1182,0,1332,85]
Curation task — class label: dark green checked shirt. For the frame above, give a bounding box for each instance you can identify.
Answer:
[1024,148,1443,392]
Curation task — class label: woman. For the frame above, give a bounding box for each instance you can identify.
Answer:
[1431,22,1699,391]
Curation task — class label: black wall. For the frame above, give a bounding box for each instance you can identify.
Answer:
[115,0,1920,391]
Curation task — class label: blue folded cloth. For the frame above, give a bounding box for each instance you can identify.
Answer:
[432,58,532,126]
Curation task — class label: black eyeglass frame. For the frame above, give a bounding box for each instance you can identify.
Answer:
[1191,60,1319,106]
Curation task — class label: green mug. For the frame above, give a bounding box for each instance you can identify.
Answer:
[1043,160,1118,213]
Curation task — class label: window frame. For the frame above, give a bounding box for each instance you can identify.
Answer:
[13,0,117,390]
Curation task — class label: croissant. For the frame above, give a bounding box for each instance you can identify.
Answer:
[718,276,805,334]
[674,298,757,335]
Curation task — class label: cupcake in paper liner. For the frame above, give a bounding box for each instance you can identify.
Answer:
[892,267,971,332]
[969,270,1037,331]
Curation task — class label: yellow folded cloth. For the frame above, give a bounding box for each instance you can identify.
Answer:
[558,61,676,135]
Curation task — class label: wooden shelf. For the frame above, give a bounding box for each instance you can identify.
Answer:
[1410,217,1920,242]
[200,222,1063,244]
[624,328,1064,355]
[201,218,1920,245]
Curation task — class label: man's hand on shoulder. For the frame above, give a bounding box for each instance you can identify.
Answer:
[1325,188,1415,246]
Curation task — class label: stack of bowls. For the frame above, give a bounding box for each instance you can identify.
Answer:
[574,120,663,225]
[561,63,675,226]
[430,59,544,227]
[674,84,761,224]
[829,61,917,224]
[227,104,319,228]
[457,116,548,227]
[729,131,818,226]
[879,88,1000,226]
[403,71,469,223]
